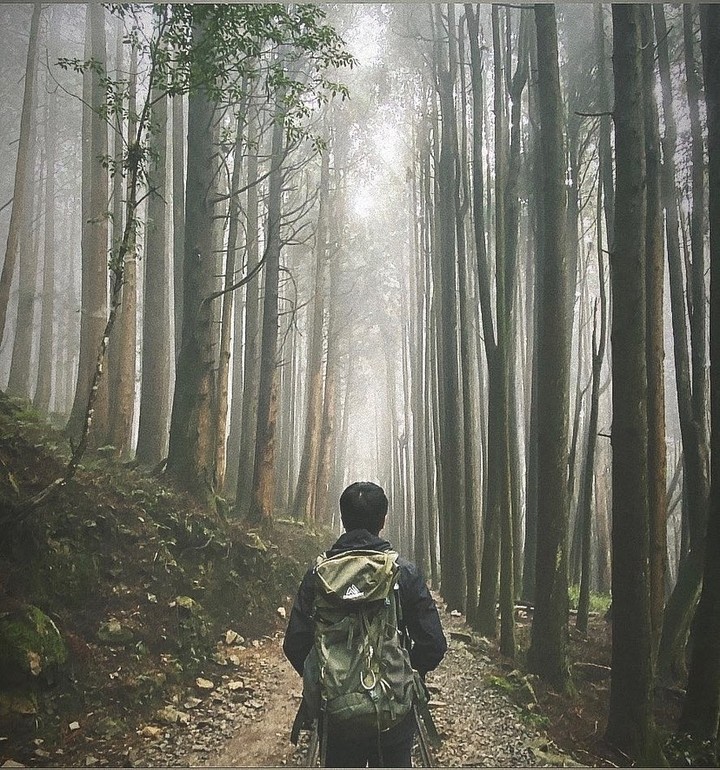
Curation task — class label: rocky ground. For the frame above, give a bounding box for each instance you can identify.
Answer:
[122,605,581,768]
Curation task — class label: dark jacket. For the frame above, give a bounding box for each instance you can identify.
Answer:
[282,529,447,677]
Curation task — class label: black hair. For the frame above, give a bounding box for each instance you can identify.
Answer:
[339,481,388,535]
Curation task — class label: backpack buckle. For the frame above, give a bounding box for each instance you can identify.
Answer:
[361,669,377,690]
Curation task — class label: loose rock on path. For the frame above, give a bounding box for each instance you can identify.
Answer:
[130,606,581,767]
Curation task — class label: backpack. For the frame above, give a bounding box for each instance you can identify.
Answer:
[301,548,422,736]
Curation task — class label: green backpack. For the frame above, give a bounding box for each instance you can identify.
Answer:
[302,549,422,735]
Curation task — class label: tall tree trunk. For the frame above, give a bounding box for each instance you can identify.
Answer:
[136,82,170,465]
[108,47,138,458]
[522,27,542,605]
[527,3,571,691]
[34,88,57,413]
[473,4,504,636]
[679,9,720,754]
[172,93,185,362]
[498,8,529,657]
[67,4,110,444]
[640,4,667,653]
[577,185,608,635]
[0,3,41,350]
[655,3,710,684]
[605,6,661,763]
[166,17,219,500]
[234,110,262,514]
[291,149,329,523]
[248,93,285,524]
[213,103,247,493]
[410,151,430,578]
[433,4,466,612]
[6,117,39,400]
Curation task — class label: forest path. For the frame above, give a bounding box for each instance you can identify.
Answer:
[134,606,578,767]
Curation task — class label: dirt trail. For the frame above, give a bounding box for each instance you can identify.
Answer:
[132,606,580,768]
[208,640,302,767]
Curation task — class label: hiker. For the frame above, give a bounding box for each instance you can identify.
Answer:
[283,481,447,767]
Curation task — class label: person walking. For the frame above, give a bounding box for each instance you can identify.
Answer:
[283,481,447,767]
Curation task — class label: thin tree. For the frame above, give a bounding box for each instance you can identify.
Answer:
[34,87,57,413]
[248,89,285,524]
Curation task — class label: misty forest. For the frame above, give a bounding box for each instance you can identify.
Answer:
[1,2,720,768]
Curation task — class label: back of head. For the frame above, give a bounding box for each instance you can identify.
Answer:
[339,481,388,536]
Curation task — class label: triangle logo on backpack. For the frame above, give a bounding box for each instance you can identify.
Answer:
[342,584,364,600]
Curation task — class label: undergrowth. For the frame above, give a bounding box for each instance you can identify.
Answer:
[0,391,327,766]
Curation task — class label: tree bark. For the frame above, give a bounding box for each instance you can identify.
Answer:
[108,47,138,459]
[679,9,720,753]
[605,6,661,763]
[213,102,247,493]
[67,4,110,444]
[172,93,185,362]
[291,149,329,523]
[527,3,571,691]
[0,3,41,350]
[640,4,667,653]
[166,16,220,500]
[234,109,262,514]
[136,82,170,465]
[6,110,39,400]
[577,184,608,635]
[654,3,710,684]
[248,92,286,524]
[433,4,466,613]
[34,88,57,413]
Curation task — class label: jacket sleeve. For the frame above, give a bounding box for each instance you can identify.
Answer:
[398,561,448,676]
[282,567,316,676]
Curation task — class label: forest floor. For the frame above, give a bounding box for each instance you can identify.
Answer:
[0,392,684,768]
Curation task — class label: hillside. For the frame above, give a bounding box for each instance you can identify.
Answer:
[0,391,326,767]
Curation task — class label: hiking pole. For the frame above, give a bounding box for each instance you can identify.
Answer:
[306,722,319,767]
[413,704,435,767]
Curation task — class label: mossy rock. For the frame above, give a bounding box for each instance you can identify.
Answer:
[0,604,68,687]
[0,688,38,717]
[97,619,134,646]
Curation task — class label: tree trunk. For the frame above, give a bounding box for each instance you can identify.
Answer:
[248,92,285,524]
[433,4,466,613]
[234,108,262,513]
[6,113,39,400]
[67,4,110,445]
[291,149,329,523]
[172,93,185,362]
[640,4,667,653]
[0,3,41,350]
[655,3,710,684]
[679,9,720,754]
[34,88,57,413]
[166,17,219,500]
[522,26,542,605]
[473,4,504,637]
[577,184,608,635]
[108,47,138,459]
[527,3,571,691]
[136,82,170,465]
[213,103,247,493]
[605,6,661,763]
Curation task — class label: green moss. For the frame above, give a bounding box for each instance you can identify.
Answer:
[0,604,68,686]
[568,584,612,615]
